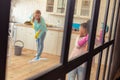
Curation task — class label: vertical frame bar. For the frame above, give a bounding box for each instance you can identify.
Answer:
[84,0,101,79]
[106,0,120,79]
[60,75,66,80]
[0,0,11,80]
[95,0,110,79]
[60,0,76,65]
[102,0,117,80]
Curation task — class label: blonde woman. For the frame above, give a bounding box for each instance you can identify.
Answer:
[30,10,47,62]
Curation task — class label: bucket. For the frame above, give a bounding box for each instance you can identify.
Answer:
[14,40,24,56]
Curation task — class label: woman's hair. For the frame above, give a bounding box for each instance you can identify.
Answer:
[32,10,41,23]
[80,20,91,34]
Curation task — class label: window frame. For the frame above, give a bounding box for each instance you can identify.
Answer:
[0,0,120,80]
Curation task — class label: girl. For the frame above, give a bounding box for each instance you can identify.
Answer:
[68,20,108,80]
[30,10,47,62]
[68,21,90,80]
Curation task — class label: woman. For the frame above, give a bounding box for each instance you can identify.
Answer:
[30,10,47,62]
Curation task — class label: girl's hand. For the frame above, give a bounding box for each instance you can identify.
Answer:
[78,35,89,47]
[85,44,88,51]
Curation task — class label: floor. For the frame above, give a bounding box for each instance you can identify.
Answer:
[6,48,60,80]
[6,48,105,80]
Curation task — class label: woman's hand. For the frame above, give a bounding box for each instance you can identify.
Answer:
[35,30,41,39]
[38,30,41,33]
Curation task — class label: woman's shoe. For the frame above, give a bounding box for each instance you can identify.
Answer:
[29,57,40,63]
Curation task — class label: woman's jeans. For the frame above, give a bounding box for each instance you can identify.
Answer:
[68,63,86,80]
[36,32,46,59]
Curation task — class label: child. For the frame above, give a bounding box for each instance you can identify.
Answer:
[68,21,108,80]
[68,20,90,80]
[30,10,47,62]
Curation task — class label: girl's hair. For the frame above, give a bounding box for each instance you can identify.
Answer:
[32,10,41,23]
[81,20,91,34]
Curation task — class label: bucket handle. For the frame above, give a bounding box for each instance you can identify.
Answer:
[14,40,24,48]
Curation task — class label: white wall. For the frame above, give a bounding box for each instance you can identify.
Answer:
[10,0,88,27]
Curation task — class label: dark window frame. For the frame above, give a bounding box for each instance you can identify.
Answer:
[0,0,120,80]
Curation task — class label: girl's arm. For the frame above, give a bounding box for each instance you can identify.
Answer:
[77,35,89,47]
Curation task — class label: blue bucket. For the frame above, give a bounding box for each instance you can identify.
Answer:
[72,23,80,30]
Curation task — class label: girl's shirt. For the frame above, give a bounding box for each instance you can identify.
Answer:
[30,15,47,38]
[69,36,88,60]
[69,35,88,67]
[77,35,89,47]
[69,30,103,60]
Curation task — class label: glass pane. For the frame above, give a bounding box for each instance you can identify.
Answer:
[90,54,102,80]
[104,46,112,80]
[67,1,89,79]
[94,0,115,49]
[69,4,89,62]
[67,1,92,78]
[46,0,54,12]
[90,48,111,80]
[93,0,106,48]
[6,0,66,79]
[110,0,118,41]
[105,0,115,42]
